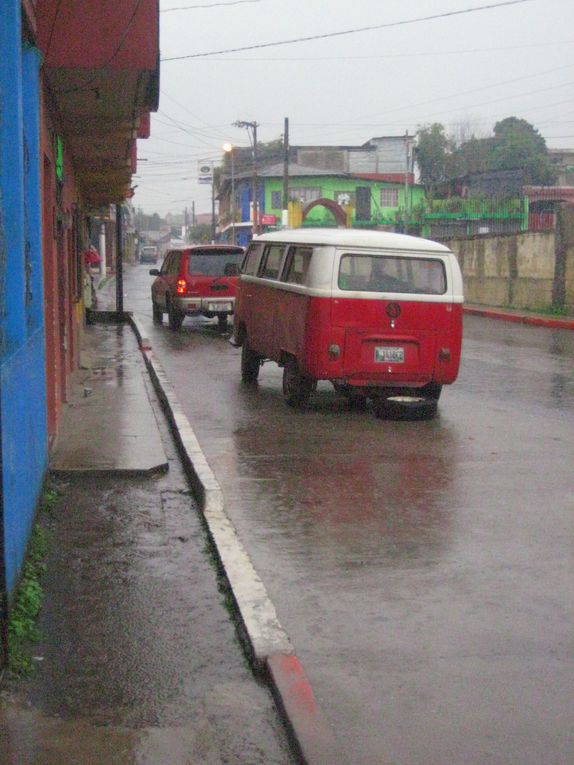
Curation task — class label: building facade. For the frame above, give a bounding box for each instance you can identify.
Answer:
[0,0,159,647]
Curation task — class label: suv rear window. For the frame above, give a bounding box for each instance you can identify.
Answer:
[186,249,243,276]
[338,254,446,295]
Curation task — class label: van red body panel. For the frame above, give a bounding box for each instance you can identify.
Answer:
[234,229,463,406]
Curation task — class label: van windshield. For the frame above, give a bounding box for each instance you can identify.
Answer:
[187,250,243,276]
[338,254,446,295]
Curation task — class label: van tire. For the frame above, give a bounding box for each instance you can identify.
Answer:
[282,357,315,408]
[419,382,442,401]
[152,301,163,324]
[167,298,184,331]
[372,394,438,421]
[241,338,260,383]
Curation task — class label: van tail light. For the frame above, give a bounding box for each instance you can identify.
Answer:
[176,278,187,295]
[439,347,451,362]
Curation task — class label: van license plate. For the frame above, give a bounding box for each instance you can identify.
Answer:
[375,346,404,363]
[210,302,231,312]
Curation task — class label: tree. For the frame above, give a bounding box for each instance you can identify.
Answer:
[416,117,556,189]
[188,223,212,243]
[456,135,493,175]
[489,117,556,184]
[415,124,458,192]
[221,138,283,177]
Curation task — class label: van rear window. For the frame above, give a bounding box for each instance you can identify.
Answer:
[338,254,446,295]
[187,250,243,276]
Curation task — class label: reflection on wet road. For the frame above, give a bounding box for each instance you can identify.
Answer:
[123,265,574,765]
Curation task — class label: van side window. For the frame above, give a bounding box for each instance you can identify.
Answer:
[259,244,285,280]
[338,254,446,294]
[283,246,313,285]
[241,243,263,275]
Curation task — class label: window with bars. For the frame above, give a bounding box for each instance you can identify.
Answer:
[380,188,399,207]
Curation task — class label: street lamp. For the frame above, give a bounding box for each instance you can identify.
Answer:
[222,142,236,245]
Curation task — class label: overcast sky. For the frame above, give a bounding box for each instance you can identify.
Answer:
[131,0,574,216]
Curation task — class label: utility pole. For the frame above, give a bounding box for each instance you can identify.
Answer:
[223,143,236,245]
[115,203,124,316]
[282,117,289,227]
[404,130,411,230]
[234,120,259,236]
[211,180,216,243]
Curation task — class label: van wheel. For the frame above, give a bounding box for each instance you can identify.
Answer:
[217,315,228,331]
[419,382,442,401]
[152,301,163,324]
[167,298,184,331]
[282,357,315,408]
[241,338,261,383]
[372,393,438,421]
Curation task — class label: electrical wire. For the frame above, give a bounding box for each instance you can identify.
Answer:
[162,0,261,11]
[161,0,536,61]
[187,39,574,63]
[44,0,64,59]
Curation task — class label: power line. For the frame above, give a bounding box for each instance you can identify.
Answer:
[162,0,535,61]
[162,0,261,11]
[188,39,574,63]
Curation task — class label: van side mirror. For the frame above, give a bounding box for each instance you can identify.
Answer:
[149,269,160,276]
[224,263,239,276]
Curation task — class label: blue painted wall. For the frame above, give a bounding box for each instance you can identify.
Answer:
[0,4,48,598]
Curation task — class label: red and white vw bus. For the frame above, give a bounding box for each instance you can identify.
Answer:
[233,229,463,418]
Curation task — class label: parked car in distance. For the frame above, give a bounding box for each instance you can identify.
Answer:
[149,244,244,331]
[233,228,463,419]
[140,245,158,263]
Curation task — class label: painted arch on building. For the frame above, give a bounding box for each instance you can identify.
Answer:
[302,198,347,227]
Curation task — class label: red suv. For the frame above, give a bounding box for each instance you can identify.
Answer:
[149,245,244,331]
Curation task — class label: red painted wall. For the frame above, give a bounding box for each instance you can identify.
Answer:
[36,0,159,70]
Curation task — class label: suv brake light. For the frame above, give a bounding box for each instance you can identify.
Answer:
[176,278,187,295]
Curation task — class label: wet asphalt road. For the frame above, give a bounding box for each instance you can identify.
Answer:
[124,264,573,765]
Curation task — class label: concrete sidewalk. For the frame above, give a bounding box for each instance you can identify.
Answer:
[464,303,574,330]
[50,317,168,475]
[0,319,302,765]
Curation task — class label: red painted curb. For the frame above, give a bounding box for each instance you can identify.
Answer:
[464,306,574,330]
[266,654,339,765]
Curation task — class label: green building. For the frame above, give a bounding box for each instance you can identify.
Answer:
[217,161,425,244]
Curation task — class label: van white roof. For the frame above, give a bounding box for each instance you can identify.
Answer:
[253,227,451,253]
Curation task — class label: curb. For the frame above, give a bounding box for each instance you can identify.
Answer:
[464,305,574,330]
[127,315,338,765]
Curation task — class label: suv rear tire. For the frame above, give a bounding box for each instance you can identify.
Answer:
[241,337,261,383]
[152,301,163,324]
[167,298,184,331]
